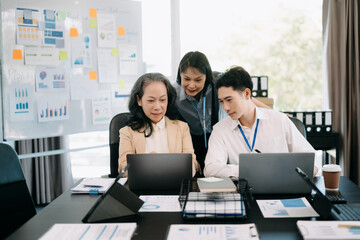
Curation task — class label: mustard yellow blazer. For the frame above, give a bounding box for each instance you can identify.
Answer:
[118,117,199,176]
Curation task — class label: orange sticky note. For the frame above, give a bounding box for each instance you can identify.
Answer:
[13,49,23,60]
[70,28,79,37]
[89,8,97,18]
[117,27,125,36]
[89,71,97,80]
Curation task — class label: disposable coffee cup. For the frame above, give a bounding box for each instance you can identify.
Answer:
[322,164,341,191]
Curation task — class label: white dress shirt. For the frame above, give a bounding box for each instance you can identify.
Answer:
[204,107,318,178]
[145,117,169,153]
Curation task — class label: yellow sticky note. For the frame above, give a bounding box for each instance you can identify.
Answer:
[89,71,97,80]
[111,48,119,56]
[70,28,79,37]
[89,8,97,18]
[13,49,23,60]
[117,27,125,36]
[57,11,66,21]
[119,80,125,89]
[89,19,97,28]
[59,51,68,60]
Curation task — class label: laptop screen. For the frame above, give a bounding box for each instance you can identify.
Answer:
[127,153,192,191]
[239,152,315,194]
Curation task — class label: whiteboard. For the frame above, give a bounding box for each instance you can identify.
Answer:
[0,0,143,140]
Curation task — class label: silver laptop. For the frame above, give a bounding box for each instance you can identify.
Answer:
[238,152,315,194]
[127,153,192,191]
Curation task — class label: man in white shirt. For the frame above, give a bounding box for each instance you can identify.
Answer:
[204,66,319,178]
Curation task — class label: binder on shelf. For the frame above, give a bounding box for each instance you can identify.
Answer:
[324,110,332,133]
[314,111,323,133]
[296,111,304,123]
[304,112,314,133]
[251,76,259,97]
[259,76,268,97]
[282,110,333,134]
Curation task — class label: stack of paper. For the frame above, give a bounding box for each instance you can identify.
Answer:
[297,220,360,239]
[197,177,237,193]
[183,192,245,217]
[39,223,136,240]
[167,224,259,240]
[71,178,127,194]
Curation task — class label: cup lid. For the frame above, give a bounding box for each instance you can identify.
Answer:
[322,164,341,172]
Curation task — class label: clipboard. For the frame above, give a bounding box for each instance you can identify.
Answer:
[82,165,144,223]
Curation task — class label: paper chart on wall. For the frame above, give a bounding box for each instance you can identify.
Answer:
[9,83,35,122]
[16,8,42,46]
[118,44,138,75]
[97,13,116,48]
[71,34,92,68]
[37,96,69,122]
[111,84,129,112]
[92,90,111,125]
[42,9,65,48]
[70,75,98,100]
[97,48,117,83]
[35,66,68,91]
[24,46,59,65]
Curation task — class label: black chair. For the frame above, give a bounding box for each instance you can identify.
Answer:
[289,117,307,139]
[109,112,132,178]
[0,143,36,239]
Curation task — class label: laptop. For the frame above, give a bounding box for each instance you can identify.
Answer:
[295,167,360,220]
[127,153,192,191]
[238,152,314,194]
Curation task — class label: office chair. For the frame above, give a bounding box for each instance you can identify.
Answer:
[289,117,307,139]
[0,143,36,239]
[109,112,132,178]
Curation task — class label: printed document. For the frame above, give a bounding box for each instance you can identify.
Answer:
[256,197,319,218]
[71,178,127,194]
[297,220,360,239]
[39,223,136,240]
[139,195,182,212]
[167,224,259,240]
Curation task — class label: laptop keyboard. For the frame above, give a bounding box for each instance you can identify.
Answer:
[332,204,360,221]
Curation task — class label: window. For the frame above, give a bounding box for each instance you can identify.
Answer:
[179,0,323,110]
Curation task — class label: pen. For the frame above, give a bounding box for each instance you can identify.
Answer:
[84,185,103,188]
[338,224,360,228]
[254,149,261,153]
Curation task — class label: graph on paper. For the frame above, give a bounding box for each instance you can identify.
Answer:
[9,84,35,121]
[37,97,69,122]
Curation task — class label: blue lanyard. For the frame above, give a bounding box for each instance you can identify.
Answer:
[238,119,260,152]
[191,96,207,148]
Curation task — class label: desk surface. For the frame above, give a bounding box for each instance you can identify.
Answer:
[6,176,360,240]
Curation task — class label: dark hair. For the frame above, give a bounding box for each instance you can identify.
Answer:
[215,66,253,95]
[176,51,214,91]
[127,73,178,137]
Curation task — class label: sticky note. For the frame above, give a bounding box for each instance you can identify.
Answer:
[89,8,97,18]
[89,19,97,28]
[117,27,125,36]
[89,71,97,80]
[57,11,66,21]
[70,28,79,37]
[119,80,125,89]
[59,51,68,60]
[13,49,23,60]
[111,48,119,56]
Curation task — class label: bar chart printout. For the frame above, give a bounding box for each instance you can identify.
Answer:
[9,84,34,121]
[38,97,69,122]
